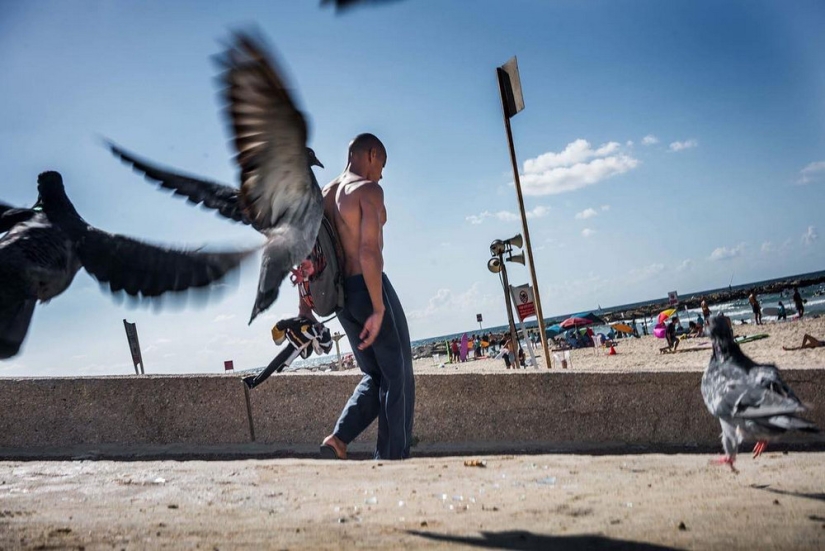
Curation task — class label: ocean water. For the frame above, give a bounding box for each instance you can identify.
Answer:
[287,271,825,370]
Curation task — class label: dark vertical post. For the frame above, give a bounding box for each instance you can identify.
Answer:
[497,59,552,369]
[498,254,520,364]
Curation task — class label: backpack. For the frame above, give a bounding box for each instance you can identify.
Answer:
[292,215,346,317]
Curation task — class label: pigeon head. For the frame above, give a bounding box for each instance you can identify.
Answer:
[306,148,324,169]
[37,171,65,196]
[35,170,81,220]
[708,313,752,367]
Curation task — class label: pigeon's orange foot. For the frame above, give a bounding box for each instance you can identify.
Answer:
[709,455,739,474]
[752,440,768,459]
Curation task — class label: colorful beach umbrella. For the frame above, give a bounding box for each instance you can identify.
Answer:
[657,308,677,324]
[545,324,563,338]
[573,312,606,325]
[560,316,593,329]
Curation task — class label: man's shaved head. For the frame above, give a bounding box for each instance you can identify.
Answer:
[348,133,386,157]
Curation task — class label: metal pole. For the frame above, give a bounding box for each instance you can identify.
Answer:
[499,255,520,365]
[497,70,552,369]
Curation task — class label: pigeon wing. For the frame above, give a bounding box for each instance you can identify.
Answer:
[77,226,254,297]
[702,356,753,418]
[749,364,800,403]
[217,32,316,231]
[107,142,250,226]
[0,202,36,233]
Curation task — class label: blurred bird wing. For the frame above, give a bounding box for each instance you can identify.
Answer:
[0,203,36,233]
[77,226,256,298]
[108,142,250,226]
[749,365,799,402]
[217,32,317,231]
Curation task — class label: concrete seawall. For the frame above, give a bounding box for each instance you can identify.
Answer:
[1,370,823,459]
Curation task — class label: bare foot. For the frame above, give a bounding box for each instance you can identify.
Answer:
[321,434,347,460]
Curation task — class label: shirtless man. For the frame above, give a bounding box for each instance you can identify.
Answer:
[311,133,414,460]
[748,290,762,326]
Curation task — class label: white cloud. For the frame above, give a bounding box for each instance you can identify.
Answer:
[408,283,498,321]
[802,225,818,245]
[677,259,693,271]
[628,263,665,281]
[797,161,825,185]
[466,205,549,225]
[761,241,774,253]
[709,243,745,261]
[582,228,596,238]
[600,205,610,211]
[669,139,698,152]
[519,139,639,196]
[575,208,598,220]
[642,134,659,145]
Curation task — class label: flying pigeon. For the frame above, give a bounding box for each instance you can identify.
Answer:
[701,314,818,472]
[109,31,324,324]
[0,171,253,360]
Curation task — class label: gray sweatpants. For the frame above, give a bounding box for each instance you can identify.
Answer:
[333,273,415,459]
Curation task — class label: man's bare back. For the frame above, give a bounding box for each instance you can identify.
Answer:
[322,170,387,278]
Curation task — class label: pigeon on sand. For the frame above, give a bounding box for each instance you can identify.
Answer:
[109,32,324,324]
[701,314,818,472]
[0,171,252,359]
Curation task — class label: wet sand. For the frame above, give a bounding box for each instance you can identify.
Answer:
[2,453,824,550]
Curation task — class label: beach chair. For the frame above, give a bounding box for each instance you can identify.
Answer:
[590,335,601,355]
[552,349,572,369]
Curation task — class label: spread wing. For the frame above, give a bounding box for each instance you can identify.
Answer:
[77,226,255,297]
[216,31,317,231]
[107,142,250,226]
[0,202,37,233]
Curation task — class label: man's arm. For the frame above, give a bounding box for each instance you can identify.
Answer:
[356,183,385,349]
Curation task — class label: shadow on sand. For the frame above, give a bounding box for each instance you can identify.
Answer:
[407,529,680,550]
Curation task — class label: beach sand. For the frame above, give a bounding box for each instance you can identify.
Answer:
[2,453,824,549]
[408,316,825,375]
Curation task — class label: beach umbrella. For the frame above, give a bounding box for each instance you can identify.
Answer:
[560,316,593,329]
[611,322,633,333]
[657,308,677,324]
[545,324,563,338]
[574,312,606,325]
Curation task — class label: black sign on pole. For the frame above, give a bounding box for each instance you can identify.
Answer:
[123,319,145,375]
[498,57,525,118]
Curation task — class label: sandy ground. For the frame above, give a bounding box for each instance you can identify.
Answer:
[2,453,824,550]
[406,316,825,374]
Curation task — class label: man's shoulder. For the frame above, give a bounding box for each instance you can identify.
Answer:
[346,180,384,202]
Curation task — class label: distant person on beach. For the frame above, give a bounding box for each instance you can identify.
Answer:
[783,334,823,350]
[793,287,805,318]
[450,339,459,362]
[502,337,514,369]
[748,290,762,326]
[777,301,787,321]
[317,134,414,461]
[666,317,680,352]
[701,298,711,320]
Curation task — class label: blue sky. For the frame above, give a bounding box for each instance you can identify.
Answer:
[1,0,824,376]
